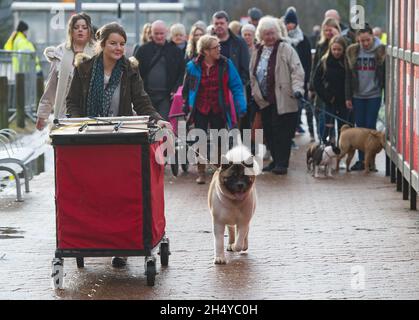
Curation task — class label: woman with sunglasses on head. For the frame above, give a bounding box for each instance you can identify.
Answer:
[36,13,96,130]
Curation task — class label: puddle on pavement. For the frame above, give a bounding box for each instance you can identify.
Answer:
[0,227,25,239]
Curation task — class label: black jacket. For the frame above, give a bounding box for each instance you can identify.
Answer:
[222,30,250,86]
[133,40,185,95]
[309,40,329,91]
[293,35,312,90]
[313,55,346,110]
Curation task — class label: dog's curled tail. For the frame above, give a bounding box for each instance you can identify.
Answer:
[340,124,352,133]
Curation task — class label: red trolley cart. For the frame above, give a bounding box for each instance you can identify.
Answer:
[50,116,170,288]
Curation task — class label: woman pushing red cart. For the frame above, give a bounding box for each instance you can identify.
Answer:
[50,116,170,288]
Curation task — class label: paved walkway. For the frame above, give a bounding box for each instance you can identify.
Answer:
[0,133,418,300]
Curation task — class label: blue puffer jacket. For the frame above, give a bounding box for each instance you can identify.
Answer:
[182,55,246,129]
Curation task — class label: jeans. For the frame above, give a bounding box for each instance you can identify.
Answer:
[353,96,382,161]
[314,99,326,143]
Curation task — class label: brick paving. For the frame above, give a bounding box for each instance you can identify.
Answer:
[0,134,418,300]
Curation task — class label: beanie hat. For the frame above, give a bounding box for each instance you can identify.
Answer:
[284,10,298,25]
[248,7,263,21]
[16,21,29,33]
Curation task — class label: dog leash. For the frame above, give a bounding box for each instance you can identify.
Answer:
[165,129,221,172]
[299,97,354,127]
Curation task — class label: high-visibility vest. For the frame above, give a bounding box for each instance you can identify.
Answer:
[3,32,42,73]
[381,33,388,45]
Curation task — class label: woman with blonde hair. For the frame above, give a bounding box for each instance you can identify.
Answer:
[313,36,350,143]
[170,23,187,56]
[309,17,341,143]
[185,24,205,62]
[36,13,96,130]
[182,35,246,184]
[141,23,152,45]
[229,20,242,36]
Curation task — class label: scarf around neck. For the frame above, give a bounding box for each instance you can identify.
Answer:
[86,54,124,117]
[286,26,304,47]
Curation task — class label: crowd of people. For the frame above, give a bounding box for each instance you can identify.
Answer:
[5,6,387,184]
[2,7,387,269]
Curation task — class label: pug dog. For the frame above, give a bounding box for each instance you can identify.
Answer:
[208,145,260,265]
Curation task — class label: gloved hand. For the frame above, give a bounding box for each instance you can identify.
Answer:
[294,91,303,100]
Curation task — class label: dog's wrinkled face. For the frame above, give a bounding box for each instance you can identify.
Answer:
[219,162,256,201]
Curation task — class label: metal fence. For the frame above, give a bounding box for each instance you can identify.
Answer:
[0,49,39,127]
[385,0,419,210]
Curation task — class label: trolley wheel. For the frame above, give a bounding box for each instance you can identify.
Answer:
[171,149,179,177]
[159,242,170,267]
[76,257,84,268]
[51,258,64,289]
[146,260,156,287]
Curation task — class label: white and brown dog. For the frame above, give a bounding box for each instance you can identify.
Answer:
[208,145,260,265]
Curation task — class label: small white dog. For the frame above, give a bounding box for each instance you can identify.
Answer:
[208,145,260,265]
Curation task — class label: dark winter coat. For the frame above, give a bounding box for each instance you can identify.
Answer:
[293,35,312,91]
[133,40,185,95]
[309,40,330,91]
[313,54,346,110]
[222,30,251,86]
[66,54,162,121]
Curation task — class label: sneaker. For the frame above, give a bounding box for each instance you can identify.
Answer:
[111,257,127,268]
[291,140,299,150]
[272,166,288,175]
[350,161,365,171]
[263,162,275,172]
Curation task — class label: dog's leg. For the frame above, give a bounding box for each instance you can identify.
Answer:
[364,152,371,174]
[226,226,235,252]
[346,150,355,172]
[327,164,333,178]
[243,230,249,252]
[213,222,227,265]
[232,224,250,253]
[314,165,319,178]
[371,154,377,171]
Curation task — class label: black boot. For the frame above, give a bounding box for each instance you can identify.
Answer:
[272,165,288,175]
[263,162,275,172]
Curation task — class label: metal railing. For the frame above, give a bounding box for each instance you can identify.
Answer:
[385,0,419,211]
[0,49,40,128]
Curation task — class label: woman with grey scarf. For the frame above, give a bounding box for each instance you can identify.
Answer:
[283,8,314,141]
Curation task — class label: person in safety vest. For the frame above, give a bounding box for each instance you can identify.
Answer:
[4,21,42,75]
